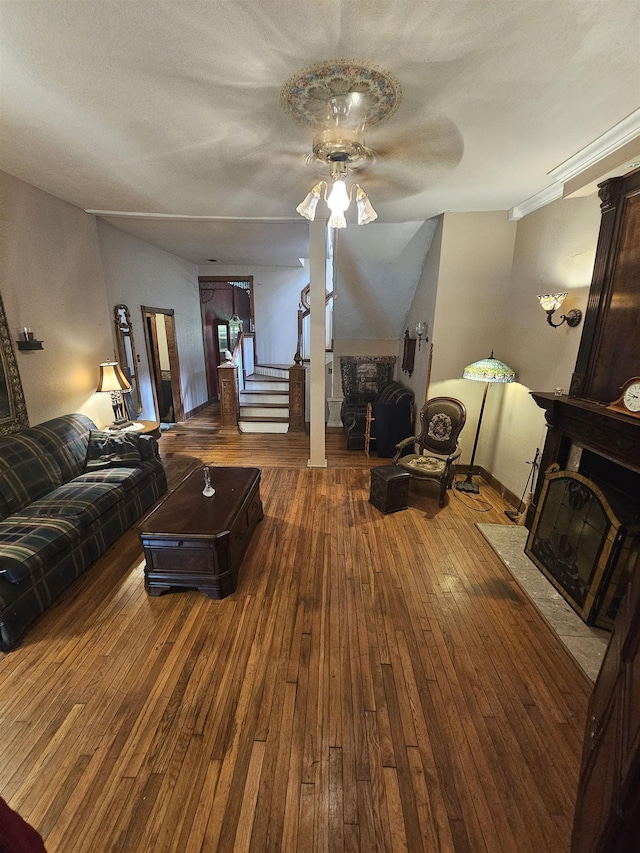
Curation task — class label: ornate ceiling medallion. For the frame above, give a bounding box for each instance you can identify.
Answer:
[281,60,401,129]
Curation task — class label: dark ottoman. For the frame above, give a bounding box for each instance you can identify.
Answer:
[369,465,410,514]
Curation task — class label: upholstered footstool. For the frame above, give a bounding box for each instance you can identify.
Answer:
[369,465,410,514]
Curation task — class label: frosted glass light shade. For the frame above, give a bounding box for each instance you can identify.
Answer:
[462,355,515,383]
[355,185,378,224]
[296,183,323,220]
[537,292,568,312]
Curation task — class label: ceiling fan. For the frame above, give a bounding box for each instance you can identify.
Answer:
[280,60,464,223]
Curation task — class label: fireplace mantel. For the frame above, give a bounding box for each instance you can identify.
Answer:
[529,391,640,527]
[531,392,640,476]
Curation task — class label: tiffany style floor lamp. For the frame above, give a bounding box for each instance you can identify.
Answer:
[455,352,515,494]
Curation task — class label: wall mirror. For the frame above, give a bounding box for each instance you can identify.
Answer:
[0,292,29,434]
[114,304,142,417]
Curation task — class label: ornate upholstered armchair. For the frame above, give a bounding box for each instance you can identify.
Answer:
[392,396,467,507]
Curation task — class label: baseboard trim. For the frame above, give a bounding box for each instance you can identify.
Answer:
[453,464,520,509]
[183,399,218,420]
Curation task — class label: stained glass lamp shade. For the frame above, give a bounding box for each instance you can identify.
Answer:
[537,293,568,312]
[456,353,516,494]
[462,355,516,384]
[537,292,582,328]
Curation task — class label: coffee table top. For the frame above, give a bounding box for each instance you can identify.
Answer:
[140,466,261,538]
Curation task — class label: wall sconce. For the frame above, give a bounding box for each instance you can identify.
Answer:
[415,321,427,350]
[537,293,582,328]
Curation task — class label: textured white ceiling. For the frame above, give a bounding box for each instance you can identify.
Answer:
[1,0,639,271]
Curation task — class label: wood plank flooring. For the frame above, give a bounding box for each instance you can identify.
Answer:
[0,407,592,851]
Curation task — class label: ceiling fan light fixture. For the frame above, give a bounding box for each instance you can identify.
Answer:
[296,182,324,221]
[327,178,350,215]
[355,185,378,225]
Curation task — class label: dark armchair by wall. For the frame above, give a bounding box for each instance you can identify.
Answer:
[367,382,415,457]
[339,356,396,451]
[338,356,414,453]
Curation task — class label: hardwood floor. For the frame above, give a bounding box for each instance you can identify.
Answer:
[0,407,592,851]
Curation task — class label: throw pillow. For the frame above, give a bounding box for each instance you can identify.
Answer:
[84,429,142,471]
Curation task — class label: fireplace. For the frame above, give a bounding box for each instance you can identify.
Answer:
[526,463,640,629]
[529,170,640,631]
[528,393,640,629]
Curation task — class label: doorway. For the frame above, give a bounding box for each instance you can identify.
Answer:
[141,306,184,423]
[199,278,254,401]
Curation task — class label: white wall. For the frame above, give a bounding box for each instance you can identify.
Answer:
[198,262,309,367]
[98,220,206,420]
[427,212,518,473]
[494,193,601,500]
[407,202,600,504]
[400,215,443,407]
[0,171,115,426]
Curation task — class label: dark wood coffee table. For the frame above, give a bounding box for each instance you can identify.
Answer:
[139,466,263,599]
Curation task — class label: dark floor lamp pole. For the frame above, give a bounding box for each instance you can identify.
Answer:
[454,352,516,495]
[456,380,489,494]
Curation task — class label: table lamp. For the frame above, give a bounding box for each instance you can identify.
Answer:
[96,361,131,426]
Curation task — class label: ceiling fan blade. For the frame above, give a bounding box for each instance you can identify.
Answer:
[367,113,464,170]
[350,112,464,201]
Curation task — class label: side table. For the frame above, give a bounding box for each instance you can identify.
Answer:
[369,465,410,514]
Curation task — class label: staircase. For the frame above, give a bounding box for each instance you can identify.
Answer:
[239,366,290,433]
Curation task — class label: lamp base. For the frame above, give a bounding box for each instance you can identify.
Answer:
[455,476,480,494]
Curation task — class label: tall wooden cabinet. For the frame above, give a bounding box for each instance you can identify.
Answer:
[572,572,640,850]
[570,166,640,850]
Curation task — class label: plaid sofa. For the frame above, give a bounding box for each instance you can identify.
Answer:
[0,414,167,651]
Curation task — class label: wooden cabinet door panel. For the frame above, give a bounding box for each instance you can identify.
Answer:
[572,690,622,853]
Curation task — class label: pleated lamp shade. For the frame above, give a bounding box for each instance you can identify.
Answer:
[96,362,131,393]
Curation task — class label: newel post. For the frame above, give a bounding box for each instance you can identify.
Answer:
[288,364,306,432]
[217,361,240,434]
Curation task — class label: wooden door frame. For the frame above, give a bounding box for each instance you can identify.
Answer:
[141,306,184,423]
[199,278,255,400]
[199,277,255,328]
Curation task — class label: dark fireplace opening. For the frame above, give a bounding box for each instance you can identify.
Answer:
[579,449,640,520]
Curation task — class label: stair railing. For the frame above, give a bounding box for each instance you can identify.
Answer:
[217,331,244,433]
[290,285,334,432]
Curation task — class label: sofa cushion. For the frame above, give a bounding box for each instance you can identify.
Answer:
[18,481,126,526]
[0,516,83,583]
[74,461,156,491]
[26,414,95,482]
[138,435,159,462]
[0,434,64,518]
[84,429,142,471]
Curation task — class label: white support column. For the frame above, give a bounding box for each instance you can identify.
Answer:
[308,217,327,468]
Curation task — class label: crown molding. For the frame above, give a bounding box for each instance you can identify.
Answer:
[508,182,564,221]
[549,108,640,183]
[85,210,300,223]
[509,109,640,221]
